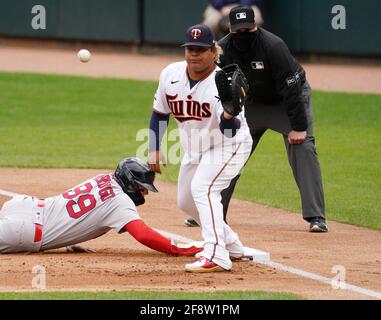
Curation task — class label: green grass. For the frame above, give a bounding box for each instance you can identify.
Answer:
[0,72,380,229]
[0,290,300,300]
[0,73,156,168]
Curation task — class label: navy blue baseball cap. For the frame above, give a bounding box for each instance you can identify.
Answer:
[181,24,215,47]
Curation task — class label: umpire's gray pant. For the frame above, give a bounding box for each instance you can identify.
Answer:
[221,81,326,221]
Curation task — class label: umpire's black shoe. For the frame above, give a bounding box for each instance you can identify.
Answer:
[184,218,199,227]
[309,217,328,232]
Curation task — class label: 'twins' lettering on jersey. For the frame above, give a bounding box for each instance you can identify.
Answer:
[153,61,251,156]
[165,93,211,122]
[154,61,220,130]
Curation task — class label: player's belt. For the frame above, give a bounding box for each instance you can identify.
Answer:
[34,199,45,243]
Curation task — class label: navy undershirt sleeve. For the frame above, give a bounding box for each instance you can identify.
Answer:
[219,113,241,138]
[149,111,170,152]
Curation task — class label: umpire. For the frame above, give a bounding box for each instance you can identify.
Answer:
[218,6,327,232]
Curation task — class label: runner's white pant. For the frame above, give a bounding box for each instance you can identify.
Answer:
[177,141,251,270]
[0,196,43,253]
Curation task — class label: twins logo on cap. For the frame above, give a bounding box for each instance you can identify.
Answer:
[191,28,202,39]
[182,24,214,47]
[236,12,247,20]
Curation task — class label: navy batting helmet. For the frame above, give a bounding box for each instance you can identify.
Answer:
[114,157,158,206]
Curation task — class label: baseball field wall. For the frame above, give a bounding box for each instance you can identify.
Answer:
[263,0,381,56]
[0,0,380,56]
[0,0,141,43]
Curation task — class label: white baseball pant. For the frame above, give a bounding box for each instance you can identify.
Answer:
[177,141,251,270]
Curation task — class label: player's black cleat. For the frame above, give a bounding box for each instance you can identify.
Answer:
[309,217,328,232]
[184,218,199,227]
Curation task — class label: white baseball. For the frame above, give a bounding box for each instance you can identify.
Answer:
[77,49,91,63]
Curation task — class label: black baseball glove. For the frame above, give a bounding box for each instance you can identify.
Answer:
[215,64,249,117]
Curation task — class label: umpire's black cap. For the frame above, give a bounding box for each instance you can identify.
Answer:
[229,6,255,32]
[181,24,215,47]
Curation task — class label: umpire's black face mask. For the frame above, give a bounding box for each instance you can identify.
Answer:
[232,31,257,52]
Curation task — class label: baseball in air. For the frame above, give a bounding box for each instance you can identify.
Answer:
[77,49,91,63]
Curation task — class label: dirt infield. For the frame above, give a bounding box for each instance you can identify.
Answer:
[0,42,380,299]
[0,40,381,93]
[0,169,380,300]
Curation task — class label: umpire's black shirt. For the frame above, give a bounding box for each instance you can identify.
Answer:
[218,28,308,131]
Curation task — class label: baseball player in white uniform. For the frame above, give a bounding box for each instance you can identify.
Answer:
[0,158,202,256]
[148,24,253,272]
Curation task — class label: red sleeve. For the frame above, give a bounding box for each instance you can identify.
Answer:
[124,220,202,256]
[124,220,172,254]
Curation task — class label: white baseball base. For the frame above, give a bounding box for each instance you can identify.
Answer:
[242,246,270,263]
